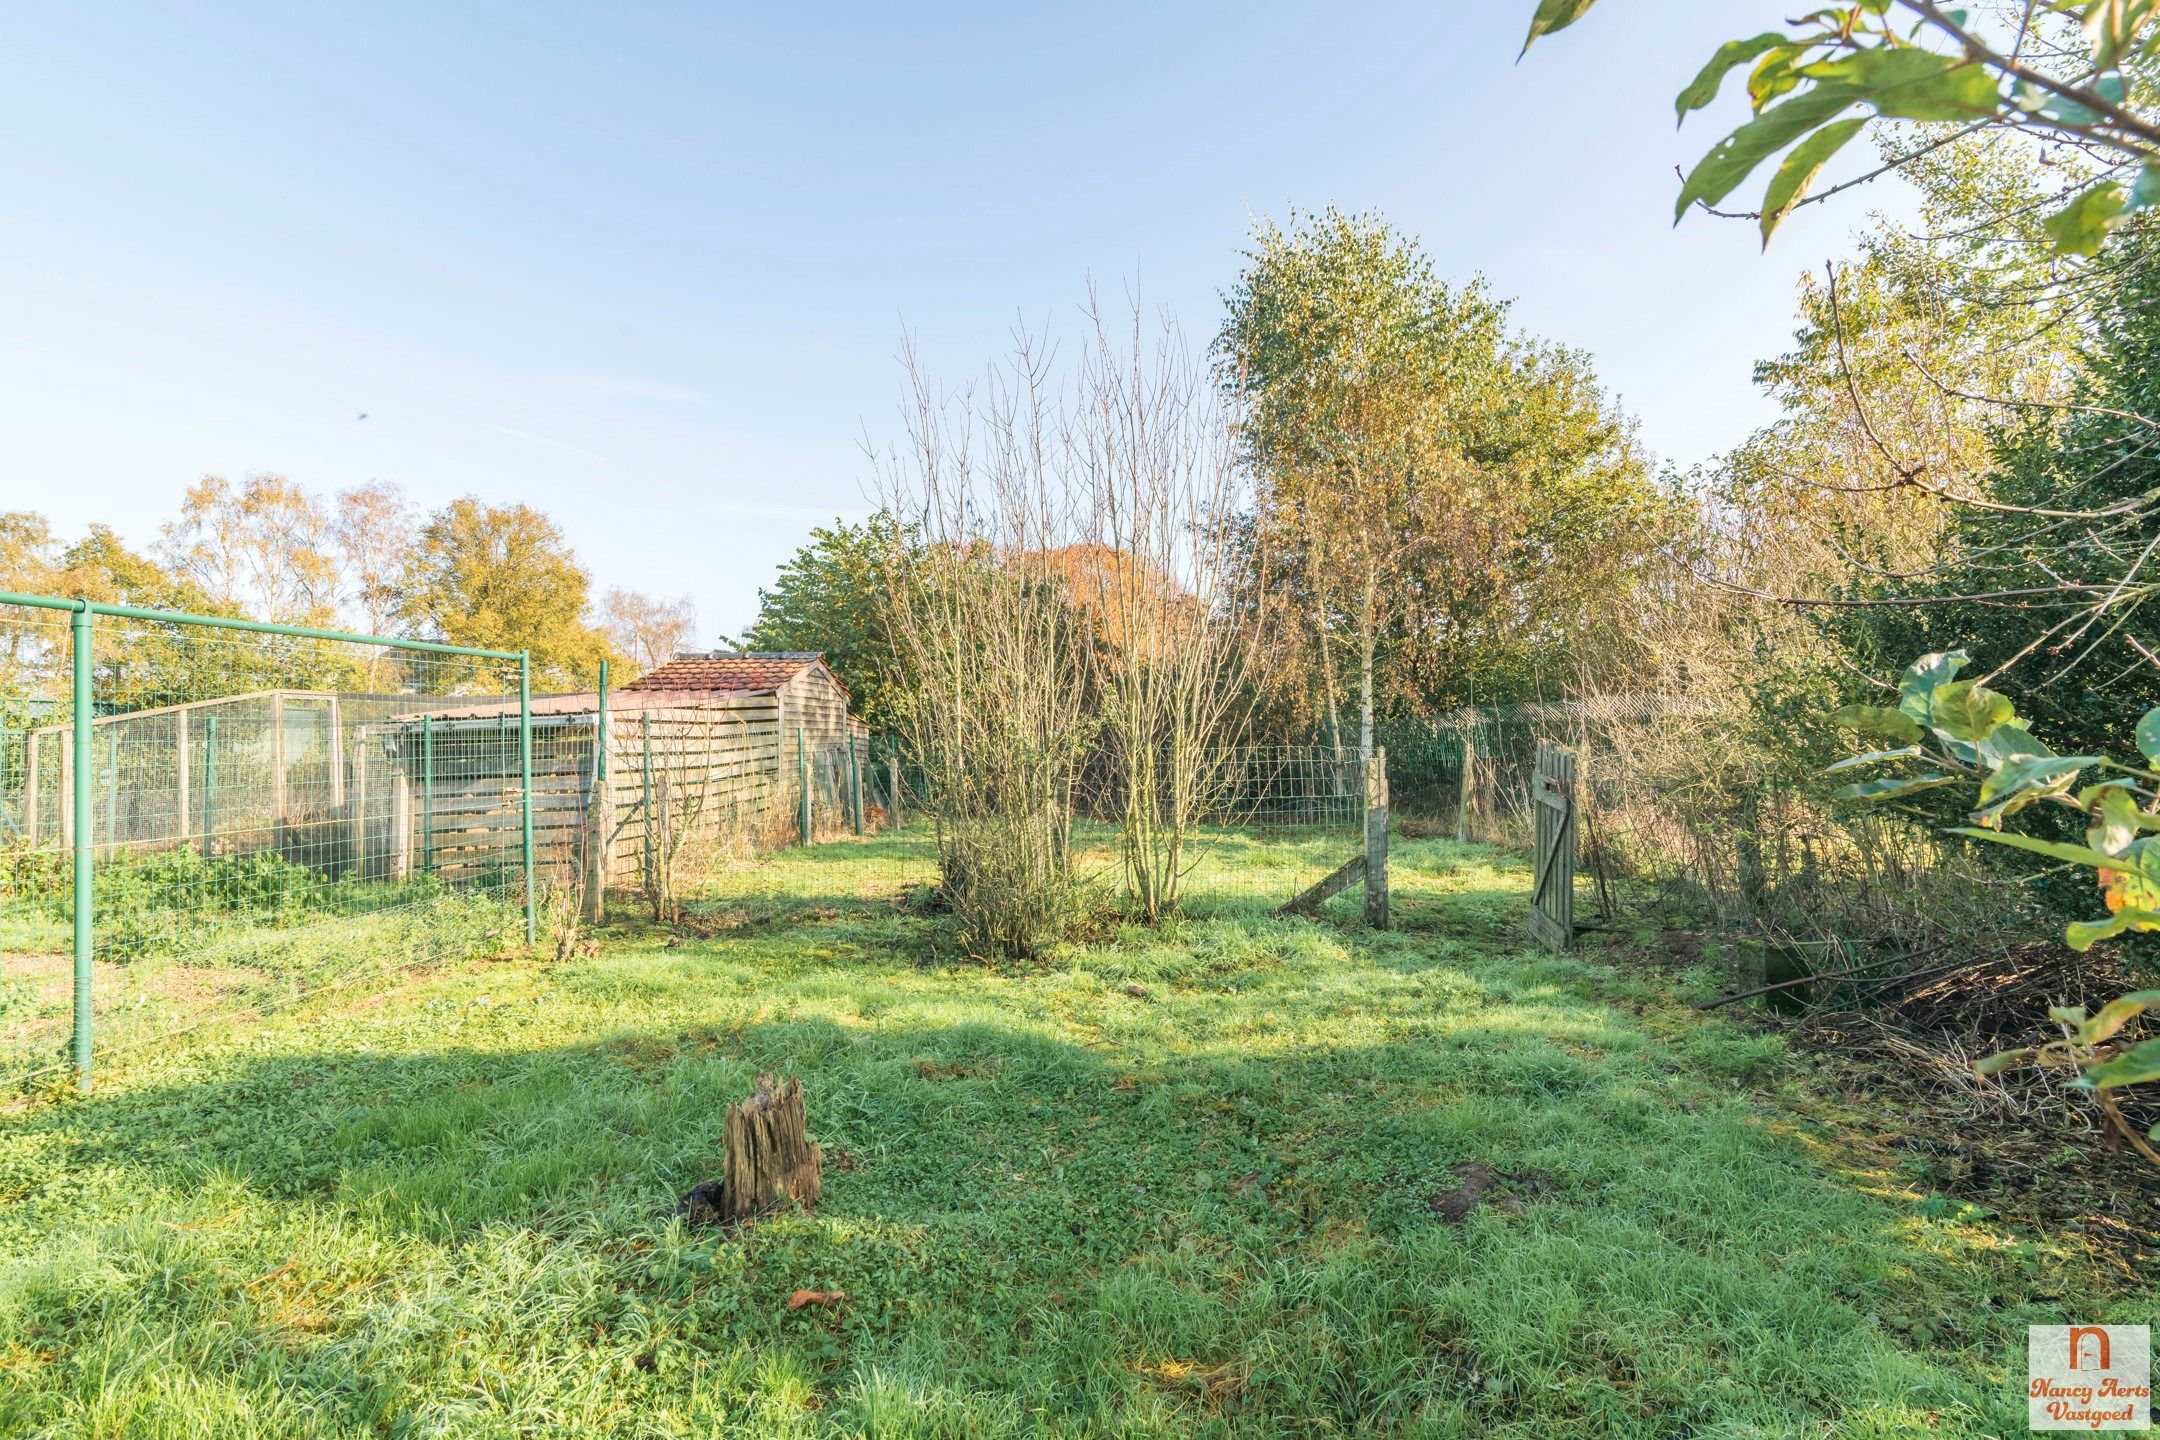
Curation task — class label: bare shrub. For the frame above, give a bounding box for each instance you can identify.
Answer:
[875,300,1256,950]
[875,336,1095,957]
[1069,300,1256,920]
[637,715,766,923]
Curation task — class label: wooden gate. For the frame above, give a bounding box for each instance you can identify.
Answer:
[1530,742,1576,951]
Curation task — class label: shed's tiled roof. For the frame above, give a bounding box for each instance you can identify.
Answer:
[618,652,830,695]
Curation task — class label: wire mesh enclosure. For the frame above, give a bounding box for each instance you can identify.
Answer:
[1035,742,1368,916]
[0,596,534,1091]
[1381,698,1717,931]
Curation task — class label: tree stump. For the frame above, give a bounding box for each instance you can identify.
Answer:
[713,1074,821,1223]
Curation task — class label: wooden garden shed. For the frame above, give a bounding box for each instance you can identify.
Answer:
[378,652,868,890]
[618,651,855,751]
[619,650,867,846]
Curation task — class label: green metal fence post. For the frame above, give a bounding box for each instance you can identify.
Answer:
[798,727,811,846]
[849,733,863,836]
[69,602,92,1093]
[596,660,610,787]
[592,660,610,904]
[421,713,434,872]
[519,653,535,946]
[201,713,218,857]
[641,710,654,891]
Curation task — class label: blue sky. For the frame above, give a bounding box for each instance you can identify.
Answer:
[1,1,1894,638]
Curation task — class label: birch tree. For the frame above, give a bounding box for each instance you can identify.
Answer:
[1219,210,1512,755]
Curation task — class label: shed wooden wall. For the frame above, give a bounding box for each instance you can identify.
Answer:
[777,666,864,834]
[599,698,784,884]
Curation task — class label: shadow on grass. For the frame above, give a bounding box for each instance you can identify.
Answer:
[0,829,2055,1436]
[2,985,2047,1436]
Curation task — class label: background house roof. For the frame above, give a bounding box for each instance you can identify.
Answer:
[618,651,843,696]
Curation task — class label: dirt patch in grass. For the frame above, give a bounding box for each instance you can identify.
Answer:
[669,907,759,939]
[1427,1162,1555,1223]
[1134,1357,1247,1415]
[1395,817,1457,841]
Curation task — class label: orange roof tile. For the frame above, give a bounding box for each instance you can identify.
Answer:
[618,652,838,696]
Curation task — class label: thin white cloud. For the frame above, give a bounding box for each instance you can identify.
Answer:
[485,423,609,462]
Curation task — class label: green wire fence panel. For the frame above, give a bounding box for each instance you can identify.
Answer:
[1171,744,1371,914]
[0,595,531,1092]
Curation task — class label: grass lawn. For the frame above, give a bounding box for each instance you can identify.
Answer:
[0,829,2140,1437]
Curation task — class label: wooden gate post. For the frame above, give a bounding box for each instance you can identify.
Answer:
[21,729,38,846]
[1454,734,1475,845]
[887,753,903,829]
[349,723,368,879]
[175,709,191,844]
[848,733,864,837]
[1364,748,1389,930]
[583,690,611,925]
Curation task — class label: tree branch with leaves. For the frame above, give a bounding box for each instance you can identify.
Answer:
[1524,0,2160,253]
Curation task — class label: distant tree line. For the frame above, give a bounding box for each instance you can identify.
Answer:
[0,477,697,696]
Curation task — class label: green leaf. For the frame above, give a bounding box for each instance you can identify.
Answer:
[2015,78,2101,125]
[1521,0,1600,55]
[1748,47,1806,109]
[1974,1048,2031,1078]
[2129,834,2160,884]
[2085,990,2160,1044]
[1981,720,2053,767]
[1760,117,1868,244]
[1972,755,2095,823]
[2064,910,2160,953]
[2137,707,2160,765]
[1677,84,1864,221]
[1834,773,1958,802]
[1824,745,1923,773]
[2044,182,2128,257]
[2088,785,2144,856]
[1948,827,2120,870]
[1896,650,1968,722]
[1928,680,2014,742]
[1802,47,2001,121]
[2076,1037,2160,1089]
[1677,33,1791,119]
[2084,2,2160,70]
[2135,165,2160,212]
[1832,704,1924,743]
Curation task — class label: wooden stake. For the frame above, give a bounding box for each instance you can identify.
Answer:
[1364,749,1389,930]
[23,728,38,846]
[1455,736,1474,845]
[175,709,191,842]
[1277,854,1365,916]
[350,724,368,880]
[270,692,288,822]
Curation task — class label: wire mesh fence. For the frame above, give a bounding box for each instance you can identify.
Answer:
[1381,702,1671,931]
[1378,694,1961,949]
[1,597,532,1091]
[1173,744,1370,915]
